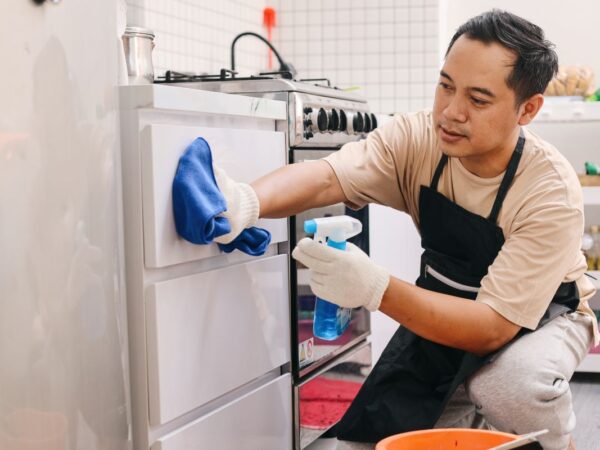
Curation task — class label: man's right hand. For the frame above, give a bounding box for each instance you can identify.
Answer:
[213,166,260,244]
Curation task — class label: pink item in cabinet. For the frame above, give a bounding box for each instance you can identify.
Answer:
[300,377,361,430]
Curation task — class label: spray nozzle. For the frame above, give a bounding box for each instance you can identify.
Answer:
[304,215,362,245]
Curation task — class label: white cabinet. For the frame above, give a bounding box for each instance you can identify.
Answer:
[140,124,287,268]
[152,374,292,450]
[120,85,292,449]
[146,255,290,425]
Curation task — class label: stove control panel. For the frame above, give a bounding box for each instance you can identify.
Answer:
[301,106,377,141]
[290,92,379,148]
[302,104,377,147]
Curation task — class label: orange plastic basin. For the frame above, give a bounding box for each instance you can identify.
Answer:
[376,428,519,450]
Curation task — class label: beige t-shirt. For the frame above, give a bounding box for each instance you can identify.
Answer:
[325,110,599,344]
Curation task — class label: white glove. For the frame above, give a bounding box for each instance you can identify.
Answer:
[213,166,260,244]
[291,237,390,311]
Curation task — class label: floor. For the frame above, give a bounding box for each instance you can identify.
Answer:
[570,373,600,450]
[305,373,600,450]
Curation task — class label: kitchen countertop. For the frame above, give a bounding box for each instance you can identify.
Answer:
[118,83,287,120]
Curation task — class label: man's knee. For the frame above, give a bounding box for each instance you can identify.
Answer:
[466,357,575,450]
[466,357,573,423]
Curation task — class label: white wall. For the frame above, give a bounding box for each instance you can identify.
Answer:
[125,0,270,76]
[272,0,440,114]
[123,0,443,113]
[0,1,130,448]
[440,0,600,84]
[369,205,422,363]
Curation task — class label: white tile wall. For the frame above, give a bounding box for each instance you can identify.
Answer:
[270,0,440,114]
[125,0,271,76]
[125,0,441,112]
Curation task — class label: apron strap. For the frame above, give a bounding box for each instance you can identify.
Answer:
[488,130,525,224]
[430,154,449,191]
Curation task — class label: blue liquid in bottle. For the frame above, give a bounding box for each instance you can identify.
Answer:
[313,296,352,340]
[311,238,352,340]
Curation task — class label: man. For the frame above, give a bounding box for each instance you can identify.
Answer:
[212,10,598,450]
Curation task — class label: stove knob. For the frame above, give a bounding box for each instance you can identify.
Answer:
[339,110,348,132]
[345,112,356,134]
[363,113,372,133]
[304,130,314,140]
[353,112,364,133]
[317,108,328,132]
[327,109,340,132]
[370,113,378,130]
[306,108,326,133]
[303,107,312,131]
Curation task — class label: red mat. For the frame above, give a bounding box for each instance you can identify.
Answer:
[299,377,362,430]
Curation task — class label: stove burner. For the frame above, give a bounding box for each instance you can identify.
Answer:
[156,69,263,83]
[155,69,337,89]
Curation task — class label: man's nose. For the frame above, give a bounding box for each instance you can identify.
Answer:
[443,95,468,123]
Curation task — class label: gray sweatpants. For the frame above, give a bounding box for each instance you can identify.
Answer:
[435,311,594,450]
[331,312,594,450]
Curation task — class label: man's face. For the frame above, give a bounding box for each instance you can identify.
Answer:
[432,35,522,159]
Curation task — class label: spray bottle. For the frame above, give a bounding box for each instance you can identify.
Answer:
[303,215,363,340]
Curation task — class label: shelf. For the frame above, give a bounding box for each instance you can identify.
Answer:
[577,353,600,373]
[583,187,600,206]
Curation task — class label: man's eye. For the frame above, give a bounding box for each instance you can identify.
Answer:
[439,82,452,90]
[471,97,487,106]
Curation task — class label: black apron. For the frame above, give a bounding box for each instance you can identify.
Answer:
[335,131,580,443]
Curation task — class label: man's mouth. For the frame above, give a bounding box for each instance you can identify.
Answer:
[439,124,467,143]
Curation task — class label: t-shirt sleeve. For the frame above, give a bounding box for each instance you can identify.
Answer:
[476,184,584,330]
[323,113,423,212]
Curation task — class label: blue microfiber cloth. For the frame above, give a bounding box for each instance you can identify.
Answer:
[218,227,271,255]
[172,137,230,244]
[172,137,271,256]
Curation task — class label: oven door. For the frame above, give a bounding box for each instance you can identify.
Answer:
[291,149,371,379]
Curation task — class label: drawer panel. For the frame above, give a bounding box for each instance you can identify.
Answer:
[140,124,287,268]
[152,374,292,450]
[146,255,291,425]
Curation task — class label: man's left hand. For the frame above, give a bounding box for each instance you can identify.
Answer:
[291,237,390,311]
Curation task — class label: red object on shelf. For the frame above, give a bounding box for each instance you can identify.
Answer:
[262,7,276,69]
[590,344,600,354]
[299,377,362,430]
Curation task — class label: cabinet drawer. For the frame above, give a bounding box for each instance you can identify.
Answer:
[146,255,291,425]
[140,124,287,268]
[151,374,292,450]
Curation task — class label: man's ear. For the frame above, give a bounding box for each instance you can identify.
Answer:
[518,93,544,126]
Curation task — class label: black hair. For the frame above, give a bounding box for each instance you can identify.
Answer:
[446,9,558,105]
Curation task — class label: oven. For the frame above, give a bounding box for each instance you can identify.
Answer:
[290,151,371,448]
[290,148,371,378]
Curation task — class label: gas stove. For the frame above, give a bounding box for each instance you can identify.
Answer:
[156,69,377,148]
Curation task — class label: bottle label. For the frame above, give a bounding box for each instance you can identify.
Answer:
[298,338,314,368]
